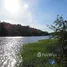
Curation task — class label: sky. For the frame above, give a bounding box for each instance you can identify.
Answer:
[0,0,67,32]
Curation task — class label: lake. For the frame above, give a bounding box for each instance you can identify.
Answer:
[0,36,50,67]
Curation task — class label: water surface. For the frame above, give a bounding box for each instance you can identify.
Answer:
[0,36,49,67]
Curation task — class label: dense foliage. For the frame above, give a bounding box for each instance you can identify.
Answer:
[0,21,49,36]
[50,15,67,67]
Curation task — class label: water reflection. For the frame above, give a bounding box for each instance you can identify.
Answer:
[0,36,49,67]
[0,37,23,67]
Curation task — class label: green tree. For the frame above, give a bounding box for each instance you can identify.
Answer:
[50,15,67,67]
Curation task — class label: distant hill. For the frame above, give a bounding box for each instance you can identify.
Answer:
[0,21,50,36]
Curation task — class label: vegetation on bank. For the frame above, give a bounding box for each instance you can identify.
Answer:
[49,15,67,67]
[19,15,67,67]
[0,21,49,36]
[19,39,58,67]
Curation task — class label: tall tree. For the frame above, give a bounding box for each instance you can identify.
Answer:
[50,15,67,67]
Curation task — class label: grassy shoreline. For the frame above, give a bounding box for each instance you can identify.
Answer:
[19,39,58,67]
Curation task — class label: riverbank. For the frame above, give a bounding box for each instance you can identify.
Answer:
[19,39,58,67]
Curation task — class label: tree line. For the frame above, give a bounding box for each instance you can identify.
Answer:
[0,21,49,36]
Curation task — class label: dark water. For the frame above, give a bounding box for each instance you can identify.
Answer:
[0,36,49,67]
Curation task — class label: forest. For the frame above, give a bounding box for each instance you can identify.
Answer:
[0,21,49,36]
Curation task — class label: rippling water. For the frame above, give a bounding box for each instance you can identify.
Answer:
[0,37,23,67]
[0,36,49,67]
